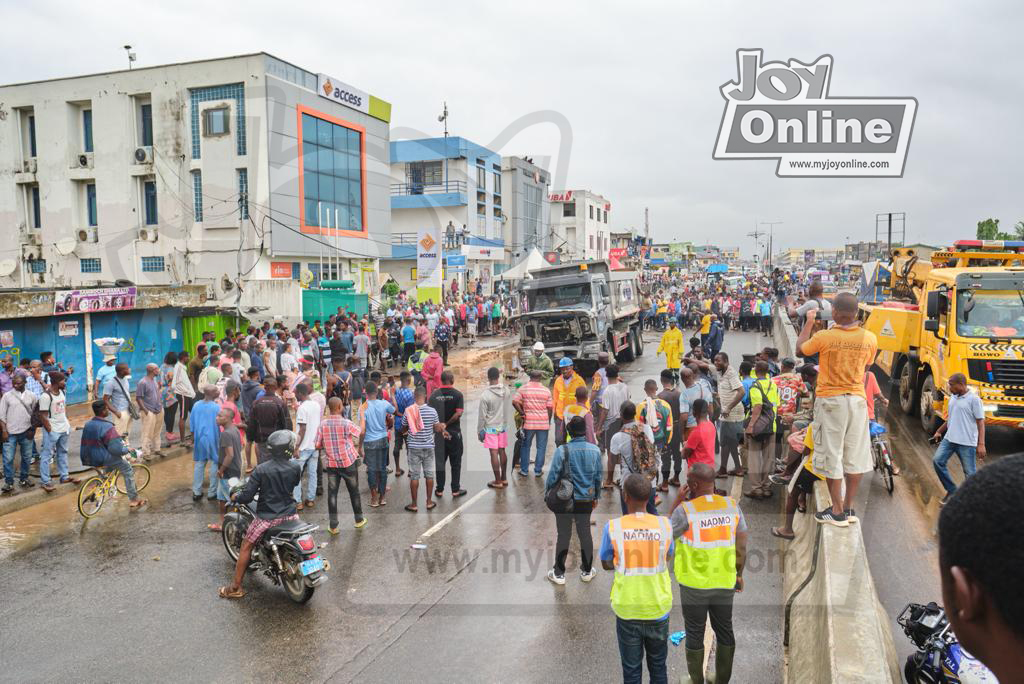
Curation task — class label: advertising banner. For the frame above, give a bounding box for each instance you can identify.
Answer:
[417,224,442,303]
[54,287,137,315]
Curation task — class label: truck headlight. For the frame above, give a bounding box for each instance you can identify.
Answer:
[983,403,998,413]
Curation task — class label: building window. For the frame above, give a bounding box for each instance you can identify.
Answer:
[30,185,41,228]
[143,180,158,225]
[28,114,37,157]
[407,161,442,188]
[589,205,594,220]
[141,256,165,272]
[477,203,486,216]
[86,183,98,227]
[411,267,417,281]
[603,209,608,223]
[493,172,501,195]
[298,108,364,234]
[563,202,575,217]
[203,107,231,136]
[589,235,594,250]
[80,258,101,273]
[29,259,46,274]
[140,103,153,147]
[83,109,93,153]
[192,171,203,222]
[476,165,486,190]
[189,83,246,158]
[237,169,249,220]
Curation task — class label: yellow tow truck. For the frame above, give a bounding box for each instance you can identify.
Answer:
[860,240,1024,433]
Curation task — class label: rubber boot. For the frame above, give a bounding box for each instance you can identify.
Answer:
[684,646,705,684]
[711,644,735,684]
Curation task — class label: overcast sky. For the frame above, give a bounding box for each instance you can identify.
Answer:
[3,0,1021,257]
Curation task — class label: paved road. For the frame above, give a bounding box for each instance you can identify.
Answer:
[1,328,782,683]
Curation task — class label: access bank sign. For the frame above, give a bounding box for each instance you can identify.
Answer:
[713,50,917,177]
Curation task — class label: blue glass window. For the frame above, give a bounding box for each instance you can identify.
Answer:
[141,256,165,272]
[140,104,153,147]
[237,169,249,220]
[86,183,97,227]
[188,83,245,158]
[28,115,37,157]
[300,111,362,232]
[143,180,157,225]
[30,185,40,228]
[29,259,46,273]
[80,258,101,273]
[83,110,93,153]
[192,171,203,222]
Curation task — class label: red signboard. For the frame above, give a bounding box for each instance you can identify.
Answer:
[270,262,294,278]
[549,191,574,203]
[608,248,627,259]
[543,251,560,264]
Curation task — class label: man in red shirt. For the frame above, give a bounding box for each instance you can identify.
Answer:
[683,398,715,468]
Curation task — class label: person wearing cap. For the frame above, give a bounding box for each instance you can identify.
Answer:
[553,358,587,446]
[656,319,683,379]
[523,341,554,384]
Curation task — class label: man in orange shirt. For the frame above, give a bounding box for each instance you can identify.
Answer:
[552,358,587,446]
[797,292,877,527]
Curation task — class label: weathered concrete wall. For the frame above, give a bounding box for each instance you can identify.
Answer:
[0,285,207,319]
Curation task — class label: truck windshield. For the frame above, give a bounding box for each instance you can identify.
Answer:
[956,290,1024,338]
[527,284,592,310]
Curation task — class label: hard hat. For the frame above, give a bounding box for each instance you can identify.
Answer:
[533,341,545,351]
[558,357,573,368]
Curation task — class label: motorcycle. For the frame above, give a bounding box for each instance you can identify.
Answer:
[221,478,329,604]
[898,602,997,683]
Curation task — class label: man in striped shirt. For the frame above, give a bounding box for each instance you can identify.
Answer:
[513,369,554,478]
[405,385,440,512]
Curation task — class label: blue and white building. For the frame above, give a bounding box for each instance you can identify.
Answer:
[385,137,505,293]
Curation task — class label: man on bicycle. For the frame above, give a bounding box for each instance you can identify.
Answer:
[219,429,302,599]
[80,400,147,508]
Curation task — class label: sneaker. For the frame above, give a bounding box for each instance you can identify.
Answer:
[1,483,13,493]
[41,483,56,492]
[580,568,597,583]
[19,479,34,488]
[192,493,203,501]
[844,508,859,523]
[546,569,566,585]
[354,518,368,529]
[328,526,340,535]
[939,493,952,506]
[534,471,543,478]
[814,508,849,527]
[517,470,528,478]
[768,474,790,486]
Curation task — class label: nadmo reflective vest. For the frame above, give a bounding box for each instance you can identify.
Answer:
[674,494,740,590]
[608,513,674,620]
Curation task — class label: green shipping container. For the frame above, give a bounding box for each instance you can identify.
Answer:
[181,309,249,357]
[302,284,368,323]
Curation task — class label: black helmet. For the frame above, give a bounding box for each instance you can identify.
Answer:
[267,430,296,460]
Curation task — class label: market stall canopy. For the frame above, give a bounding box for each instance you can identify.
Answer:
[497,248,547,281]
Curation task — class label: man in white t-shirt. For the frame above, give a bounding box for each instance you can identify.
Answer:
[599,365,631,488]
[39,371,77,491]
[279,349,299,374]
[293,382,322,509]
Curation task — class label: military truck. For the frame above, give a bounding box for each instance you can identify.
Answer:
[514,260,643,377]
[860,240,1024,433]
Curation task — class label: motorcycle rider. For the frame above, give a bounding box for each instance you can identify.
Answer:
[219,429,301,600]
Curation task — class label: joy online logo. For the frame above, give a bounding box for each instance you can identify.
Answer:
[713,50,917,177]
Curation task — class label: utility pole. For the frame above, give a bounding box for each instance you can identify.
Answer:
[438,102,449,189]
[644,207,649,241]
[760,220,783,271]
[747,222,765,271]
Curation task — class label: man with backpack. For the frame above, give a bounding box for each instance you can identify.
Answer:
[744,360,780,499]
[245,377,292,468]
[610,401,659,515]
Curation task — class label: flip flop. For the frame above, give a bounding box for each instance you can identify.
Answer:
[771,527,796,541]
[129,499,148,509]
[601,483,614,490]
[425,501,437,510]
[207,523,222,531]
[219,586,245,599]
[404,504,418,512]
[486,481,505,489]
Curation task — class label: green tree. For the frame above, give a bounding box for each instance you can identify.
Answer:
[976,218,1014,240]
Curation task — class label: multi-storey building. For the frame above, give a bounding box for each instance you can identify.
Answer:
[548,189,612,261]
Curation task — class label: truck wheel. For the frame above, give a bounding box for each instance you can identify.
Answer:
[634,327,644,357]
[618,333,636,363]
[897,361,918,416]
[919,374,942,434]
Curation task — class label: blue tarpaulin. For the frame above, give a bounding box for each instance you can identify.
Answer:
[706,263,728,273]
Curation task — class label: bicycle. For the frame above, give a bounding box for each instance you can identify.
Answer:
[870,420,895,495]
[77,453,152,519]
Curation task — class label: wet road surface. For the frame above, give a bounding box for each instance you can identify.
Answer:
[0,328,855,682]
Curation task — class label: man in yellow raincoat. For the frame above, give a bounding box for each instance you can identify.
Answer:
[657,318,683,379]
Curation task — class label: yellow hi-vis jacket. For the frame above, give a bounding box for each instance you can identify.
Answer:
[657,327,683,370]
[674,494,740,590]
[608,513,674,620]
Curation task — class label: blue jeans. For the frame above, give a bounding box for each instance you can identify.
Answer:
[3,432,33,485]
[619,486,659,516]
[364,438,389,496]
[40,430,70,485]
[107,457,138,500]
[616,616,669,684]
[293,448,319,502]
[192,459,219,498]
[933,438,977,494]
[520,428,549,475]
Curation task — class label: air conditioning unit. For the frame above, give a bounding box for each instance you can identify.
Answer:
[133,146,153,164]
[77,153,93,169]
[22,159,37,174]
[76,227,99,243]
[137,226,158,242]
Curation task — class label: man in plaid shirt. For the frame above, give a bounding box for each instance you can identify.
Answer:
[316,396,366,534]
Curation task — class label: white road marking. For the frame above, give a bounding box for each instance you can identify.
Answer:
[417,488,492,541]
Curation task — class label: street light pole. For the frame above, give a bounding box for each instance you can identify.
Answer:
[760,220,782,271]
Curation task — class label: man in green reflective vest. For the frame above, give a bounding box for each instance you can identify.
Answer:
[670,463,747,684]
[406,343,427,387]
[600,473,675,684]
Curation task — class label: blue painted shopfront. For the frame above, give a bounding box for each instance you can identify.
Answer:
[0,307,183,405]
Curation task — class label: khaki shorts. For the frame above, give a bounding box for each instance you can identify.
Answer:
[811,395,872,479]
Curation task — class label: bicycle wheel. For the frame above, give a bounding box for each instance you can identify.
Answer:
[116,463,151,495]
[78,477,106,518]
[879,444,895,496]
